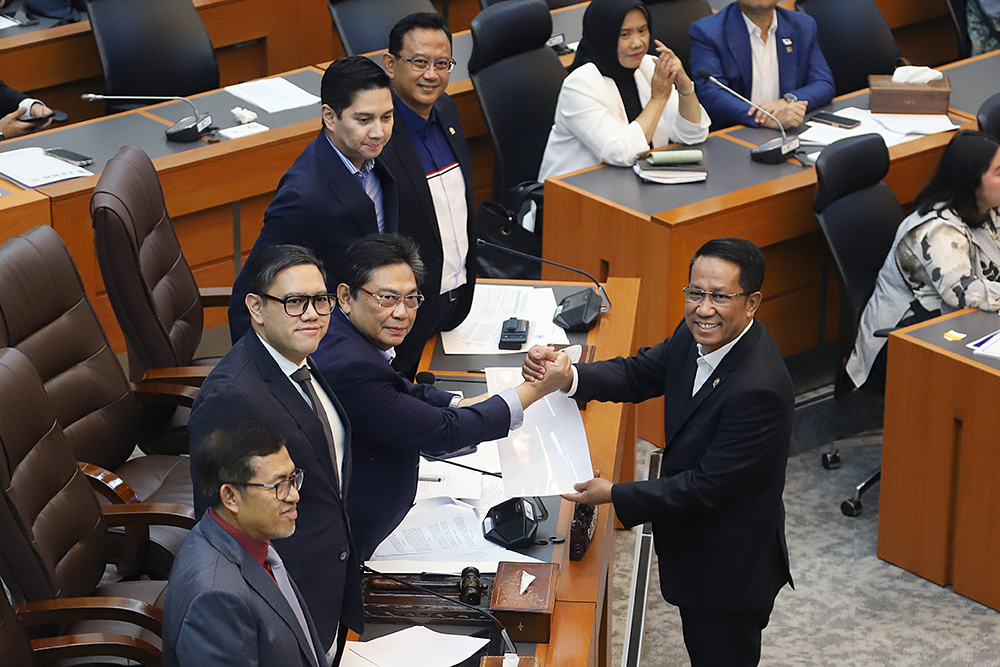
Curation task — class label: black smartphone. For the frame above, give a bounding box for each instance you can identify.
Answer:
[810,111,861,130]
[44,147,94,167]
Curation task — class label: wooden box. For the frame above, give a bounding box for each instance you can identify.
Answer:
[868,75,952,114]
[489,562,559,644]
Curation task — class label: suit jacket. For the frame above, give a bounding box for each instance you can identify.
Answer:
[380,93,476,331]
[312,310,512,560]
[689,4,835,130]
[228,130,399,342]
[0,78,26,116]
[577,320,794,613]
[163,514,325,667]
[188,331,363,649]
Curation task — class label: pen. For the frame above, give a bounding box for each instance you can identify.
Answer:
[418,474,443,483]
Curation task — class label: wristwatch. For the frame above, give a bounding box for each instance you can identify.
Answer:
[782,92,799,103]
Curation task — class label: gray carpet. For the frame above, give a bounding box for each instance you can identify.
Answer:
[610,434,1000,667]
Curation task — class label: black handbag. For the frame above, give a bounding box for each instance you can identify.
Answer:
[476,200,542,280]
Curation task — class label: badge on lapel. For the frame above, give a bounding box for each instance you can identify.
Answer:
[449,127,456,135]
[782,38,793,53]
[712,378,720,388]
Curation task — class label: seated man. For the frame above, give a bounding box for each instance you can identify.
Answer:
[0,78,53,140]
[315,233,567,559]
[190,245,360,663]
[689,0,834,131]
[163,421,326,667]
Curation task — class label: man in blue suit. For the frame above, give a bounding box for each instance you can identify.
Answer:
[229,56,398,342]
[689,0,834,131]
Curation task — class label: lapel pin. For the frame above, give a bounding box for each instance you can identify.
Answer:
[782,38,793,53]
[712,378,720,388]
[449,126,456,135]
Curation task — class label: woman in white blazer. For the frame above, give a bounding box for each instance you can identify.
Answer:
[537,0,710,183]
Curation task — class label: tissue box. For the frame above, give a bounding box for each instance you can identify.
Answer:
[489,562,559,643]
[868,75,952,114]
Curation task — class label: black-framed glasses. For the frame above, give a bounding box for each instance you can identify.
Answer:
[393,54,456,72]
[261,293,333,317]
[682,286,750,306]
[356,285,424,310]
[226,468,304,501]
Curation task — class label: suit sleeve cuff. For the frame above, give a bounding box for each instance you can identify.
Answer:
[499,387,524,430]
[17,98,42,116]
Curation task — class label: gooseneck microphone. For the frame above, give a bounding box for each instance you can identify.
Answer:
[696,70,800,164]
[476,238,611,333]
[81,94,213,143]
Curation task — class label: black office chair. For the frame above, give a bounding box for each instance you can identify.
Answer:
[480,0,579,8]
[943,0,973,60]
[978,92,1000,140]
[327,0,437,56]
[85,0,219,115]
[812,133,904,516]
[645,0,713,73]
[795,0,901,97]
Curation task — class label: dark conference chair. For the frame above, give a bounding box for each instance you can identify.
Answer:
[480,0,580,8]
[795,0,901,97]
[645,0,713,73]
[86,0,219,115]
[942,0,973,60]
[978,92,1000,140]
[327,0,437,56]
[812,133,904,517]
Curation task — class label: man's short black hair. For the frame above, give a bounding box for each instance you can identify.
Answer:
[321,56,393,117]
[689,238,766,294]
[339,234,426,298]
[243,244,326,296]
[388,12,452,56]
[194,421,286,509]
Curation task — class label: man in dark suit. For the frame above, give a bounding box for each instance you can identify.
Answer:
[316,234,568,559]
[191,245,361,664]
[164,421,326,667]
[379,12,476,379]
[229,56,398,343]
[525,238,794,667]
[0,77,53,140]
[689,0,834,130]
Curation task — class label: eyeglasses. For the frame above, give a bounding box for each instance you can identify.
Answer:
[394,55,456,72]
[227,468,304,501]
[682,286,750,306]
[261,293,333,317]
[356,285,424,310]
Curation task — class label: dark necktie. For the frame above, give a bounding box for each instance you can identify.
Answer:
[290,366,341,494]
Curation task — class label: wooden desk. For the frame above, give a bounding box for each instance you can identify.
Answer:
[878,309,1000,612]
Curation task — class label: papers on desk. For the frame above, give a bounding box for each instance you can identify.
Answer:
[342,625,489,667]
[0,15,20,29]
[217,121,270,140]
[632,163,707,184]
[0,147,93,189]
[969,327,1000,359]
[224,77,321,113]
[440,284,570,354]
[799,106,960,161]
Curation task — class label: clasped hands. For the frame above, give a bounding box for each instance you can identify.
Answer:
[650,40,694,101]
[750,98,808,129]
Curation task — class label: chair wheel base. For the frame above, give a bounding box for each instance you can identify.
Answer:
[822,450,842,469]
[841,498,863,516]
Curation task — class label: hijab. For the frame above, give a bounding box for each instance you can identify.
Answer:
[571,0,651,123]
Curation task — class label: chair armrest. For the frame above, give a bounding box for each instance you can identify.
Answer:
[132,382,198,409]
[79,462,141,504]
[140,365,213,387]
[199,286,232,309]
[31,633,162,667]
[18,596,163,634]
[102,502,197,530]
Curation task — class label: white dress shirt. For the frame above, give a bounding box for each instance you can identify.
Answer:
[692,319,755,396]
[744,10,781,105]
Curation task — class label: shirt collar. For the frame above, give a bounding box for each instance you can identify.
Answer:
[325,132,375,176]
[394,92,437,136]
[742,9,778,39]
[255,331,308,378]
[337,307,396,363]
[209,507,269,567]
[696,319,755,370]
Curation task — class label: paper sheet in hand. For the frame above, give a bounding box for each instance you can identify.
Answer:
[441,285,569,354]
[486,367,593,497]
[225,77,321,113]
[342,625,489,667]
[0,147,93,189]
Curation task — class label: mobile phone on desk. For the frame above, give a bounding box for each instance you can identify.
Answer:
[44,147,93,167]
[810,111,861,130]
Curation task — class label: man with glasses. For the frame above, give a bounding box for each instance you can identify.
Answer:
[164,421,325,667]
[523,238,794,667]
[379,12,476,380]
[190,244,361,665]
[314,234,570,559]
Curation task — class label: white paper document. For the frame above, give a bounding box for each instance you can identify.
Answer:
[0,147,93,189]
[799,107,914,149]
[973,327,1000,360]
[0,15,19,29]
[225,77,321,113]
[415,459,484,501]
[486,367,593,497]
[632,163,707,184]
[341,625,489,667]
[868,112,959,136]
[217,121,270,140]
[441,285,570,354]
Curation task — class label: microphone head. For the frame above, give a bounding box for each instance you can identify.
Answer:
[697,69,711,81]
[81,93,100,101]
[415,371,436,385]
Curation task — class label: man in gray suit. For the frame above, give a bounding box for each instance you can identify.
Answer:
[164,421,326,667]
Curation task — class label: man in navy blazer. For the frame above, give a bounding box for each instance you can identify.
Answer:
[191,245,362,663]
[0,77,53,139]
[379,13,477,379]
[229,56,399,343]
[689,0,834,130]
[164,421,326,667]
[527,238,794,667]
[316,234,569,559]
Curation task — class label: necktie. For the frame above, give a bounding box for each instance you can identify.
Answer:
[290,366,341,494]
[265,546,321,666]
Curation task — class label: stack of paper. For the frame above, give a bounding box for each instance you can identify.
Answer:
[341,626,489,667]
[225,77,321,113]
[970,327,1000,359]
[799,106,960,162]
[633,163,707,184]
[0,147,93,189]
[440,285,570,354]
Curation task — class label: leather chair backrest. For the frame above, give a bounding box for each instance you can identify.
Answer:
[795,0,900,97]
[978,91,1000,141]
[0,227,137,472]
[480,0,578,8]
[86,0,219,114]
[645,0,713,73]
[92,146,203,383]
[0,347,108,605]
[469,0,566,206]
[0,590,35,667]
[328,0,438,56]
[943,0,971,60]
